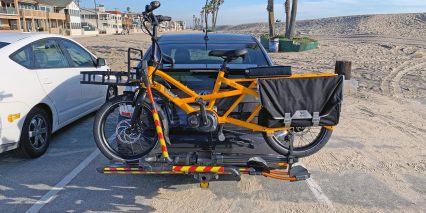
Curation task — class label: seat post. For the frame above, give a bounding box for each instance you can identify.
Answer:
[220,58,230,72]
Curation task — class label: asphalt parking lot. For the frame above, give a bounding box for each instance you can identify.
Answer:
[0,113,423,212]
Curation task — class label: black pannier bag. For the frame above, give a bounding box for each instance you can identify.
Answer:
[258,76,343,127]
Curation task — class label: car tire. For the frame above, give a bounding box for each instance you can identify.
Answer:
[106,86,118,101]
[16,107,51,158]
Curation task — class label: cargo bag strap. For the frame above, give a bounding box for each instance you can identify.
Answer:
[284,113,292,128]
[312,112,320,127]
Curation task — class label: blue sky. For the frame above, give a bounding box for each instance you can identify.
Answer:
[79,0,426,25]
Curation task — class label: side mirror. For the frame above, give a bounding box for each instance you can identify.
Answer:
[96,58,106,67]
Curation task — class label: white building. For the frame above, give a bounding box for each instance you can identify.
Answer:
[80,8,99,35]
[106,10,121,34]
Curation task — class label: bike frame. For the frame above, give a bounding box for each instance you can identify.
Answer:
[139,5,335,161]
[144,65,337,134]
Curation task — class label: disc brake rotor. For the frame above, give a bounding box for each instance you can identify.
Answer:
[115,119,142,144]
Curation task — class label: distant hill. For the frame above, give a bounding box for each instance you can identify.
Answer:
[220,13,426,39]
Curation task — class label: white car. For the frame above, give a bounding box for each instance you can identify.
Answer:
[0,33,116,158]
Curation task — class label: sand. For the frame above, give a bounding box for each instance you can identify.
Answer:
[74,13,425,212]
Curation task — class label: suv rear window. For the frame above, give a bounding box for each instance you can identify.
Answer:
[0,42,10,48]
[157,43,269,66]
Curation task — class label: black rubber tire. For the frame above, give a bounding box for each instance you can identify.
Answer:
[259,111,333,158]
[93,95,168,162]
[16,107,51,158]
[262,128,332,158]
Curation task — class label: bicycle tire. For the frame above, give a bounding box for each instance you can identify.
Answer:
[93,96,169,162]
[259,110,333,158]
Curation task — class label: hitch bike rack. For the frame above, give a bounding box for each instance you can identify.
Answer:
[97,151,310,189]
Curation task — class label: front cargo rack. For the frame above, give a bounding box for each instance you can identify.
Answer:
[80,48,144,86]
[80,71,140,86]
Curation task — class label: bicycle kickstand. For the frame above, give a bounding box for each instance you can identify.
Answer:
[286,133,296,171]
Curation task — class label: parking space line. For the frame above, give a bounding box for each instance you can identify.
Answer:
[47,148,95,157]
[302,163,336,212]
[25,149,100,213]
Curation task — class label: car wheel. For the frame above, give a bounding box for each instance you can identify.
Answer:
[16,107,51,158]
[106,86,117,101]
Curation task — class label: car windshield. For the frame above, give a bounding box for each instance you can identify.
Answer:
[0,42,10,49]
[155,43,269,66]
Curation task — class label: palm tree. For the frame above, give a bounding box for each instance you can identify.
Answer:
[267,0,275,38]
[203,0,213,31]
[284,0,290,34]
[200,10,205,30]
[126,7,131,13]
[210,0,224,31]
[285,0,297,39]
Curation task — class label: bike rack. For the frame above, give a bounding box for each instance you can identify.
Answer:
[97,151,310,189]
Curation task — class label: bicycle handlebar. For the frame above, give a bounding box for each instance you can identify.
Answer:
[145,1,160,13]
[156,15,171,22]
[142,1,173,68]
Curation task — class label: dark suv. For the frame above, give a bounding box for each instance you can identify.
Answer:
[144,33,272,88]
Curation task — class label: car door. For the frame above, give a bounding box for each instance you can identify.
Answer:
[58,39,108,111]
[32,38,84,125]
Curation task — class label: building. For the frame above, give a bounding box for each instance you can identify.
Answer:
[80,7,98,35]
[91,5,116,34]
[80,5,123,35]
[19,0,67,34]
[159,20,186,32]
[176,21,186,30]
[122,12,142,33]
[0,0,82,35]
[0,0,20,31]
[106,10,121,34]
[36,0,82,36]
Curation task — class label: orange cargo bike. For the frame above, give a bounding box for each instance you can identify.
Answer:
[80,1,343,188]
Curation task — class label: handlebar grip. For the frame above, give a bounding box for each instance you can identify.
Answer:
[145,1,160,13]
[156,15,172,22]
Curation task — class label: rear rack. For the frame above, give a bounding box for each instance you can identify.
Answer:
[80,48,144,86]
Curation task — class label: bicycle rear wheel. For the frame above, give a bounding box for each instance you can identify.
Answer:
[262,127,332,158]
[259,110,333,157]
[93,96,168,162]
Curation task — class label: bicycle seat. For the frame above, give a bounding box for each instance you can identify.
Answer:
[209,49,248,60]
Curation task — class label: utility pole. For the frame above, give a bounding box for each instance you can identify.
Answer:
[94,0,99,29]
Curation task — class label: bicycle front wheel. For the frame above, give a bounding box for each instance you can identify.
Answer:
[93,96,167,162]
